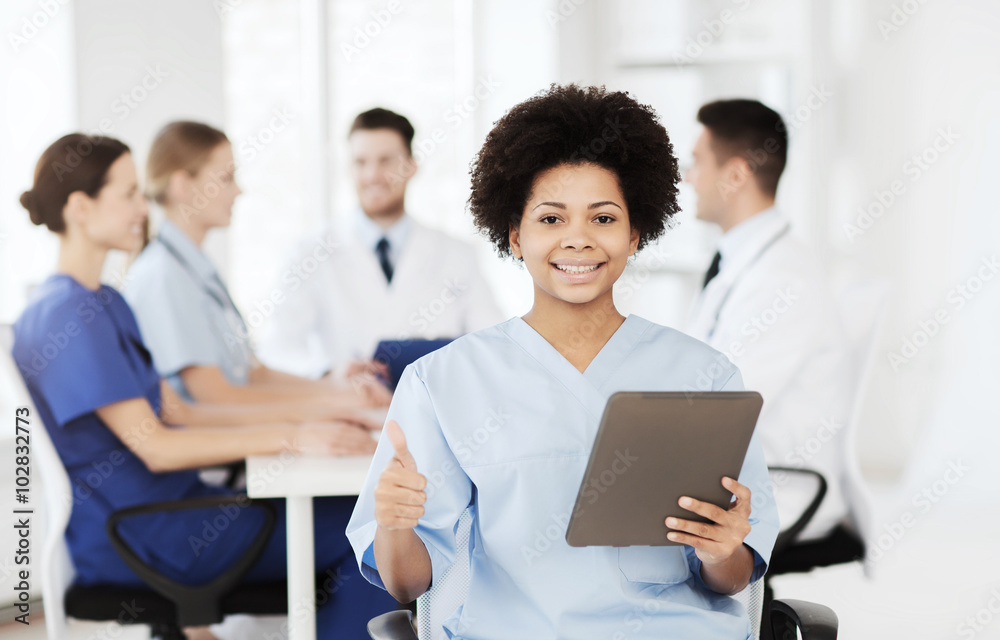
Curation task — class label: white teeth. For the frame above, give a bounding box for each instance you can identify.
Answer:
[556,264,599,274]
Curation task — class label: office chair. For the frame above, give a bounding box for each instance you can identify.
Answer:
[365,508,838,640]
[760,280,891,633]
[0,325,297,639]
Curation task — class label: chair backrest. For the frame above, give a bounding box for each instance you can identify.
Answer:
[0,324,75,639]
[416,508,473,640]
[415,508,765,639]
[733,578,766,640]
[835,279,891,577]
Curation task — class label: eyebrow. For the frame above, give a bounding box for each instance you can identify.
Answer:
[532,201,623,211]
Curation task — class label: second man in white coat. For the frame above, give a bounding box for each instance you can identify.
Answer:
[684,99,854,544]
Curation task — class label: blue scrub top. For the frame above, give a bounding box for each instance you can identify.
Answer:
[348,315,779,640]
[12,275,225,585]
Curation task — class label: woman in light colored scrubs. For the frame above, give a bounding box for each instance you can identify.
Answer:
[124,121,388,413]
[347,86,780,639]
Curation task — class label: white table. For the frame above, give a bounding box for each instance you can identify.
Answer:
[246,453,374,640]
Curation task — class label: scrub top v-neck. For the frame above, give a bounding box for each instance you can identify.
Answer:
[501,314,650,419]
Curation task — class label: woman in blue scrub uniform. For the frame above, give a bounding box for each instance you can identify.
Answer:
[12,134,395,638]
[347,86,780,639]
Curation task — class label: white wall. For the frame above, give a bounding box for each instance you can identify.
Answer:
[826,0,1000,489]
[73,0,228,283]
[0,1,75,323]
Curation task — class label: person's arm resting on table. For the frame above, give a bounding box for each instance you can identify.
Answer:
[97,397,376,472]
[180,365,389,418]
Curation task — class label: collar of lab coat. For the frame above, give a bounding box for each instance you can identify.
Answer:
[715,207,786,277]
[352,208,413,265]
[156,217,223,285]
[687,207,790,340]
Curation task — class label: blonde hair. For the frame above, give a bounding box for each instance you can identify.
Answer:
[146,121,229,205]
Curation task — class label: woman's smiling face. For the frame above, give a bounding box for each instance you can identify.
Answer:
[509,162,639,307]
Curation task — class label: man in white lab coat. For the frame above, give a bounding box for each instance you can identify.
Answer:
[258,108,503,378]
[684,99,853,543]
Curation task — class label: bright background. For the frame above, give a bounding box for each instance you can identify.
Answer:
[1,1,998,637]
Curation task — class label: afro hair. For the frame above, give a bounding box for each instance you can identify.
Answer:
[469,84,681,257]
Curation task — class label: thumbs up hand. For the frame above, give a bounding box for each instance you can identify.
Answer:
[374,420,428,531]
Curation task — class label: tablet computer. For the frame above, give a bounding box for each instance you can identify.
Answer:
[565,391,762,547]
[373,339,454,389]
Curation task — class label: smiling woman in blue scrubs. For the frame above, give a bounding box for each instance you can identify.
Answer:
[12,134,395,638]
[347,86,779,639]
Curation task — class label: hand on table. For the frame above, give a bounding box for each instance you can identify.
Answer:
[291,421,377,456]
[325,369,393,409]
[343,358,390,380]
[352,372,393,408]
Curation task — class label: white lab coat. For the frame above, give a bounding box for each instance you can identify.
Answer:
[686,208,852,541]
[257,214,504,377]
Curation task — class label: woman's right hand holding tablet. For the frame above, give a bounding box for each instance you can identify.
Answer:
[374,420,427,530]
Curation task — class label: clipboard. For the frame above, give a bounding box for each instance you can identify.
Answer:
[372,338,453,389]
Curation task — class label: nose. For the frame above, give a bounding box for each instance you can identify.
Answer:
[560,218,595,251]
[360,161,382,185]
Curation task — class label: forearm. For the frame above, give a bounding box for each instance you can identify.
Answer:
[373,525,433,603]
[197,373,372,410]
[143,424,292,472]
[251,382,372,411]
[180,400,319,427]
[699,544,754,595]
[249,365,334,391]
[193,379,319,403]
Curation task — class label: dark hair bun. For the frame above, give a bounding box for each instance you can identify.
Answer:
[19,190,43,226]
[22,133,130,234]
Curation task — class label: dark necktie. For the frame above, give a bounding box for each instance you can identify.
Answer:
[376,237,393,283]
[702,251,722,289]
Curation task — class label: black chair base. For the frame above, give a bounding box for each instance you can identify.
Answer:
[768,524,864,575]
[761,524,862,637]
[65,576,322,638]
